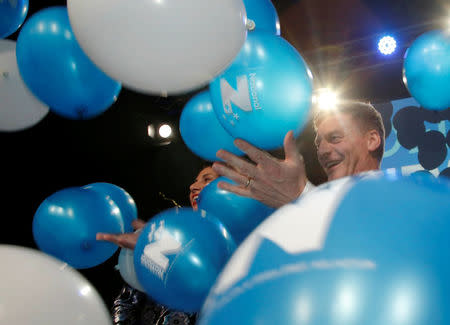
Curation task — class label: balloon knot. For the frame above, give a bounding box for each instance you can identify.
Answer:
[81,240,91,250]
[246,19,256,31]
[76,106,88,119]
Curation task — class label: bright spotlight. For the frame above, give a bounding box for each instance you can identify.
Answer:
[158,124,172,138]
[313,88,339,110]
[378,35,397,55]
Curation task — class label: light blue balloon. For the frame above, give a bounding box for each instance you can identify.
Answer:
[118,248,145,292]
[32,187,125,269]
[198,174,450,324]
[83,182,137,233]
[403,30,450,111]
[16,6,121,119]
[134,207,236,312]
[209,32,313,150]
[243,0,280,35]
[198,177,275,244]
[180,91,243,161]
[0,0,28,38]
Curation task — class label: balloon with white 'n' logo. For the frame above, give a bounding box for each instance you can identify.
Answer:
[180,90,244,162]
[209,32,313,150]
[134,207,236,312]
[198,172,450,325]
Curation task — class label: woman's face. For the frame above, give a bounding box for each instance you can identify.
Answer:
[189,167,219,211]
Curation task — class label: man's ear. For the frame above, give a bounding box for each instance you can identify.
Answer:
[366,129,381,153]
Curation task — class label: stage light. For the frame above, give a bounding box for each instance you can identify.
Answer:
[147,124,155,138]
[378,36,397,55]
[158,124,172,138]
[313,88,339,111]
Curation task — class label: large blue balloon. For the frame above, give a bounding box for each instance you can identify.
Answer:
[83,182,137,233]
[198,177,275,244]
[33,187,125,269]
[0,0,28,38]
[403,30,450,111]
[209,32,313,150]
[243,0,280,35]
[198,173,450,324]
[16,6,121,119]
[180,91,243,161]
[134,207,236,312]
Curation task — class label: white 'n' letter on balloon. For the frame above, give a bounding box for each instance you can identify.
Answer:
[141,221,182,280]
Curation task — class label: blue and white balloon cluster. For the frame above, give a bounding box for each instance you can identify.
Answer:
[180,0,313,159]
[2,0,251,122]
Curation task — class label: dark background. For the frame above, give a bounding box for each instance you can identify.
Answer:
[1,0,447,308]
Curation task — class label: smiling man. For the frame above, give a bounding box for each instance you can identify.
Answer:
[212,101,385,208]
[314,101,384,181]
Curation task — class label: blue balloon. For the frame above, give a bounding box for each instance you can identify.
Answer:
[403,30,450,111]
[198,177,275,244]
[198,174,450,324]
[134,207,236,312]
[243,0,280,35]
[83,182,137,233]
[209,32,313,150]
[0,0,28,38]
[32,187,125,269]
[180,91,243,161]
[16,6,121,119]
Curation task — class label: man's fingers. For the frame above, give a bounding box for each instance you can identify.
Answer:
[96,233,119,244]
[217,180,252,198]
[234,139,272,166]
[216,149,257,178]
[212,162,249,184]
[132,219,146,230]
[283,131,302,162]
[96,233,136,249]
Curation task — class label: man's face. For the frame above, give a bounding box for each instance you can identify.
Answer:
[315,113,372,181]
[189,167,219,211]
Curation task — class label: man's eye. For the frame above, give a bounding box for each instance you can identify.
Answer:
[330,135,342,143]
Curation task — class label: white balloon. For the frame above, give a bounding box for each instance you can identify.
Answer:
[67,0,247,95]
[0,40,49,132]
[0,245,111,325]
[117,248,145,292]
